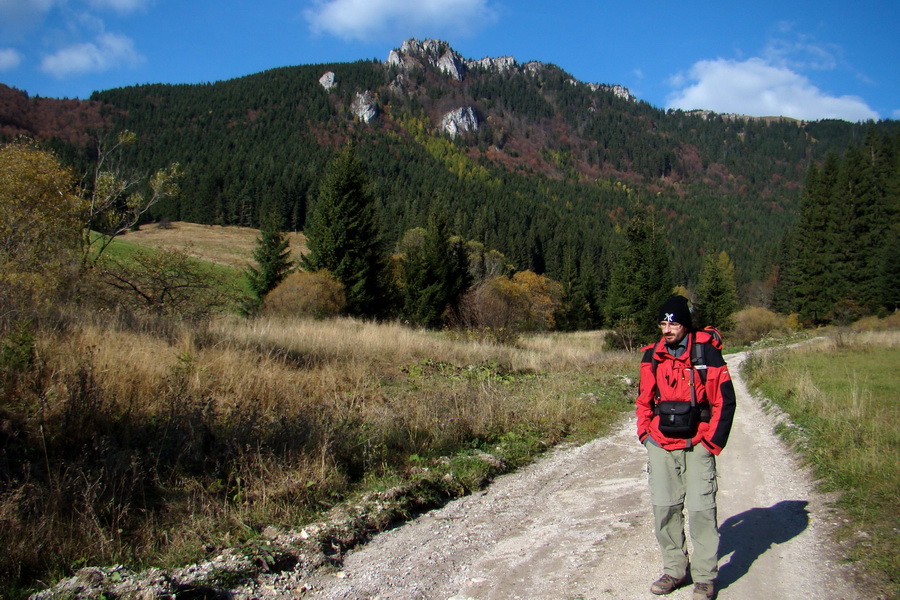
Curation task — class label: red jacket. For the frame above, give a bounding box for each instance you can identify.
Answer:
[636,330,736,455]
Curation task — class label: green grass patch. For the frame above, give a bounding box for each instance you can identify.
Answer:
[99,233,252,297]
[742,333,900,595]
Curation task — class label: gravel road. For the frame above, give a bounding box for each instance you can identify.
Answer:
[237,351,876,600]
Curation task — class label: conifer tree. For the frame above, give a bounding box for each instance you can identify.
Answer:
[557,243,597,330]
[303,144,391,318]
[854,128,899,312]
[246,211,292,304]
[605,211,673,346]
[695,251,739,331]
[776,130,900,321]
[399,210,471,328]
[790,154,841,323]
[771,230,798,314]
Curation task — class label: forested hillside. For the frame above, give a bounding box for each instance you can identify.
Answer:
[2,39,898,313]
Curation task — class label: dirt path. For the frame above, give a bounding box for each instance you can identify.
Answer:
[238,352,871,600]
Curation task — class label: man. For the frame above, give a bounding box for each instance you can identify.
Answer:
[636,295,736,600]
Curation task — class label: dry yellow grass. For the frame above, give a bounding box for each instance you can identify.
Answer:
[211,316,629,374]
[4,307,635,596]
[119,221,307,268]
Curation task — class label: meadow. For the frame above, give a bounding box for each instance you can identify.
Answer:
[0,295,635,598]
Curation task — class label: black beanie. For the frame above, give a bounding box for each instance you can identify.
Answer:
[657,295,692,329]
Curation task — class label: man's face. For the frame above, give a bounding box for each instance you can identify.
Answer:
[659,321,687,345]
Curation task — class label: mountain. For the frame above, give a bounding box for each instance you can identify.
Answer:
[1,39,896,295]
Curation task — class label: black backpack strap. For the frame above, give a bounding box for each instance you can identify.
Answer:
[691,332,709,385]
[690,331,713,422]
[642,345,661,413]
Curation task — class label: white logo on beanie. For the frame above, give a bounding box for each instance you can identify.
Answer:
[664,312,675,322]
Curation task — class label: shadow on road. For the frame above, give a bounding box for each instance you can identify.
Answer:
[716,500,809,590]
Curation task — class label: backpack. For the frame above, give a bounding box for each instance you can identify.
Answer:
[650,326,722,437]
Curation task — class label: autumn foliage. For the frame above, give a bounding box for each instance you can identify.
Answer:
[0,141,82,316]
[263,270,347,319]
[461,271,564,337]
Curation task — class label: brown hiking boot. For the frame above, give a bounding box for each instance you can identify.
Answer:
[692,582,715,600]
[650,573,688,595]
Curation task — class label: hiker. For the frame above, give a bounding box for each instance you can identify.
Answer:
[636,295,736,600]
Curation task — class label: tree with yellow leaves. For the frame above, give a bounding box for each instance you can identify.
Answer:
[0,140,83,316]
[81,130,181,266]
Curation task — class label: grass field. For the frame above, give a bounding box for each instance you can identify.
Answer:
[742,330,900,596]
[117,221,307,268]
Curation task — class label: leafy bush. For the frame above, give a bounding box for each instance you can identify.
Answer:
[851,311,900,332]
[730,306,789,346]
[459,271,563,340]
[91,246,239,320]
[263,270,346,319]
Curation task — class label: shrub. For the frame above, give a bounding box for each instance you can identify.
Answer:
[730,306,788,346]
[605,316,641,353]
[263,271,346,319]
[91,246,237,320]
[850,311,900,332]
[458,271,563,340]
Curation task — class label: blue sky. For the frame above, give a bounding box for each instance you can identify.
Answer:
[1,0,897,122]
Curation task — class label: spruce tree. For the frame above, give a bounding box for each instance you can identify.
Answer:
[557,244,594,331]
[791,155,841,324]
[399,211,471,328]
[857,128,899,313]
[695,251,739,331]
[246,211,293,304]
[771,230,798,314]
[776,131,900,321]
[605,211,673,347]
[303,144,391,318]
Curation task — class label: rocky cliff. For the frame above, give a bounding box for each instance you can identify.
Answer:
[385,38,634,103]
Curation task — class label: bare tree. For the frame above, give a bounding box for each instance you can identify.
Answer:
[81,130,181,267]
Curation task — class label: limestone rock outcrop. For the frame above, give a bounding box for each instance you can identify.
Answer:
[441,107,479,138]
[468,55,517,73]
[384,39,635,104]
[319,71,336,90]
[387,39,467,81]
[351,91,377,123]
[586,83,634,101]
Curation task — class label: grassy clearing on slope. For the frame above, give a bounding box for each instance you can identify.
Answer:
[118,221,307,268]
[93,229,254,303]
[742,328,900,596]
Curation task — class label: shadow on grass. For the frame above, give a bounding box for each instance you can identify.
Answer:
[717,500,809,590]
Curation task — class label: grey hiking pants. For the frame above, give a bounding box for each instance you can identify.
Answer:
[645,439,719,584]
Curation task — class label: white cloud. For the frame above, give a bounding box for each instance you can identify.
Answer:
[0,0,59,38]
[763,23,841,72]
[85,0,152,15]
[40,31,143,78]
[0,47,23,71]
[666,58,878,122]
[304,0,496,42]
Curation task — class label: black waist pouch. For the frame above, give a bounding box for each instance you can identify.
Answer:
[656,401,700,438]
